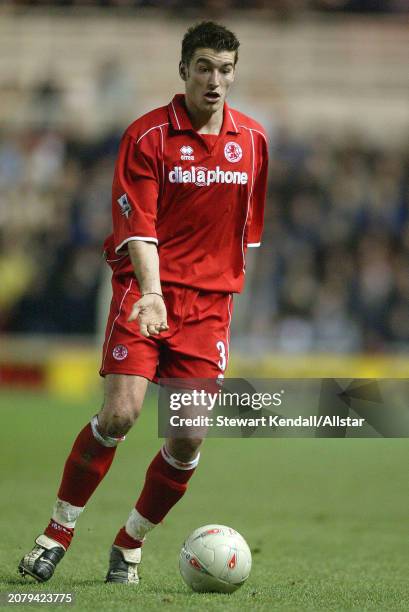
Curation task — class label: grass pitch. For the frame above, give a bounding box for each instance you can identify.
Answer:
[1,389,409,611]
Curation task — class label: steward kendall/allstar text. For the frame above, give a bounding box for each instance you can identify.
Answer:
[169,415,365,428]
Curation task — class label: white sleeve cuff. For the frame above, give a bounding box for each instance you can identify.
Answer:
[115,236,158,254]
[247,242,261,248]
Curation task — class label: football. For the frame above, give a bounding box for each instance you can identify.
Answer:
[179,524,252,593]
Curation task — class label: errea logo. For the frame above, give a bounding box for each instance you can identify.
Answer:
[180,145,194,161]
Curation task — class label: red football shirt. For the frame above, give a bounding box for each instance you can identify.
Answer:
[104,93,268,293]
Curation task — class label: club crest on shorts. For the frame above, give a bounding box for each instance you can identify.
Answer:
[112,344,128,360]
[224,142,242,163]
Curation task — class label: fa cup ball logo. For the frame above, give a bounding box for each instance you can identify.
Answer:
[224,142,242,163]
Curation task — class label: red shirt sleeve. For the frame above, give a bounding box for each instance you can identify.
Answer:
[112,132,159,254]
[247,133,268,247]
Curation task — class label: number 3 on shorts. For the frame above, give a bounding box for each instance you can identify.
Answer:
[216,340,227,372]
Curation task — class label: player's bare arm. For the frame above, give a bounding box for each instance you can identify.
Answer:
[127,240,169,338]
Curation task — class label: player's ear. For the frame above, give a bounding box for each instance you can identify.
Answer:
[179,61,187,81]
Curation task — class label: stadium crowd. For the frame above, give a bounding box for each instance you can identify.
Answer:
[2,0,408,13]
[1,112,408,351]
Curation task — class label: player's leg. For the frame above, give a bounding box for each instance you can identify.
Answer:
[106,286,231,585]
[19,374,147,583]
[106,436,202,584]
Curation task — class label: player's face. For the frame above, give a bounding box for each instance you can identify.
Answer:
[182,48,236,115]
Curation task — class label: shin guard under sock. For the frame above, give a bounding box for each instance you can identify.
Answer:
[114,446,199,549]
[45,417,124,549]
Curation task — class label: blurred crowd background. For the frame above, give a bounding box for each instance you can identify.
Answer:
[2,1,408,13]
[0,5,408,356]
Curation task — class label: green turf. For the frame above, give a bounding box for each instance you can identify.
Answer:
[1,389,409,611]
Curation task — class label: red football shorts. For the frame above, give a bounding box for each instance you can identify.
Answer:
[100,275,233,382]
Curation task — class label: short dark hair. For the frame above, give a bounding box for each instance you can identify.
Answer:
[181,21,240,67]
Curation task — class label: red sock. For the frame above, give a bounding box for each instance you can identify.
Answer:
[114,527,143,549]
[113,450,197,549]
[135,450,196,525]
[57,423,117,507]
[44,519,74,550]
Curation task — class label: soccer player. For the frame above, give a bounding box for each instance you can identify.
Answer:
[19,21,268,584]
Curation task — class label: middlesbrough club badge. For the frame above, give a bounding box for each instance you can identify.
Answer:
[112,344,128,361]
[224,141,242,163]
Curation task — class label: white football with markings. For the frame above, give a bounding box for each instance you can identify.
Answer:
[179,524,252,593]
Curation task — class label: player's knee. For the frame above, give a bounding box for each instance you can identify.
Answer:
[100,375,146,437]
[98,393,142,437]
[98,407,139,437]
[168,437,203,463]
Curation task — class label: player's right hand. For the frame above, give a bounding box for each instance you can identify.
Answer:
[128,294,169,338]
